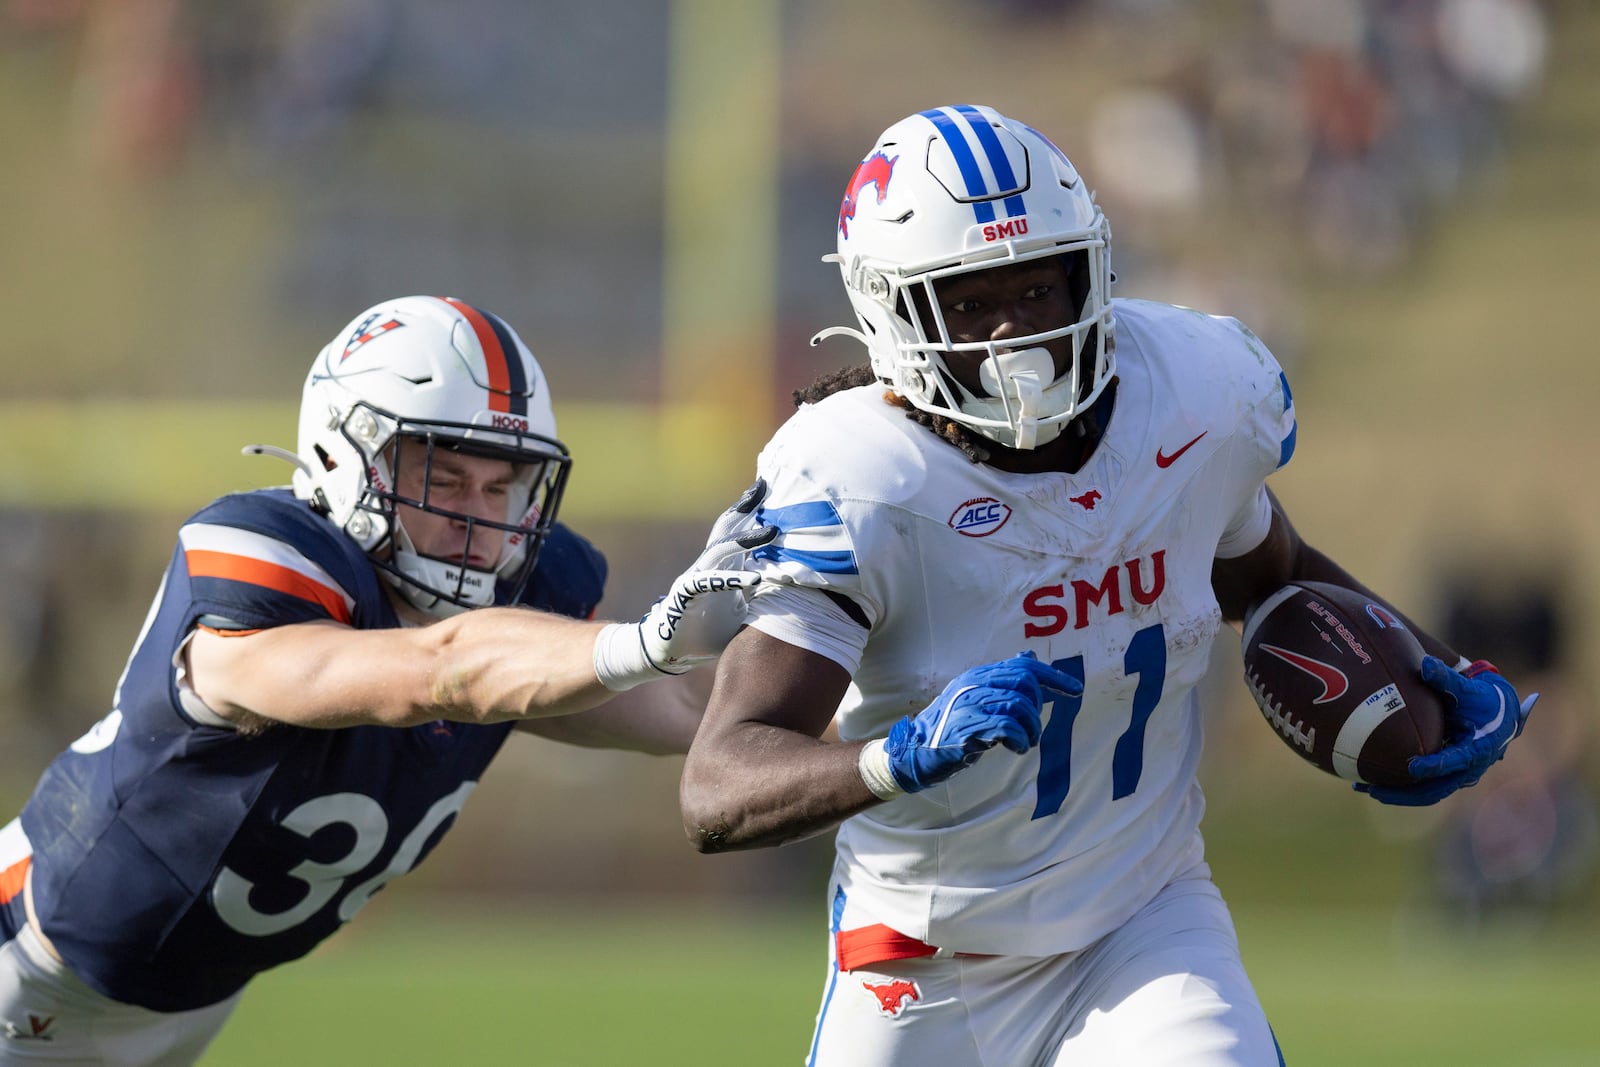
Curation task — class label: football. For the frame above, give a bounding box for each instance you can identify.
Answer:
[1241,581,1446,788]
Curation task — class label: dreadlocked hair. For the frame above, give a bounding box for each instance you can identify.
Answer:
[791,363,876,406]
[792,363,989,464]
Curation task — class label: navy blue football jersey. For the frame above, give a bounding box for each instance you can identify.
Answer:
[18,488,606,1011]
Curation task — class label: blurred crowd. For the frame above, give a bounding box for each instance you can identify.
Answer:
[1079,0,1547,270]
[4,0,1549,271]
[1426,567,1599,927]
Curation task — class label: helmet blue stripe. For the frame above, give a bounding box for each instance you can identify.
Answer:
[920,108,997,224]
[481,309,529,416]
[954,105,1027,219]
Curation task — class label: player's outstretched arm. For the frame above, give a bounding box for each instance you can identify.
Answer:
[185,482,774,732]
[516,667,714,755]
[184,561,763,731]
[520,481,779,751]
[681,633,1079,853]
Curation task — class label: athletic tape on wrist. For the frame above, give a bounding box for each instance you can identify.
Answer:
[858,738,903,801]
[591,622,662,692]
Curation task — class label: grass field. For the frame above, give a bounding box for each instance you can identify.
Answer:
[203,894,1600,1066]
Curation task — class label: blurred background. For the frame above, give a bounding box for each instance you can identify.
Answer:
[2,0,1598,1062]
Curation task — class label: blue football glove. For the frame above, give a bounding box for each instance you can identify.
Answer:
[876,652,1082,794]
[1355,657,1537,807]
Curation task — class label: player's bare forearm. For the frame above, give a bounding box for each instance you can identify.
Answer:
[187,608,618,730]
[1278,543,1460,662]
[410,607,619,724]
[681,725,878,851]
[681,629,870,851]
[516,668,713,754]
[1211,490,1461,663]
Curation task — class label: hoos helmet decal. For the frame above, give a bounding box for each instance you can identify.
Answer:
[272,295,571,619]
[813,104,1115,451]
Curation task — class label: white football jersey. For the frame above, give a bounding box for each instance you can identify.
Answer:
[744,298,1297,956]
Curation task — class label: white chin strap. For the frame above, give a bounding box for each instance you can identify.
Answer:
[968,347,1072,451]
[383,520,499,619]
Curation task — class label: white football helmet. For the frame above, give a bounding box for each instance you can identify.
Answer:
[286,295,571,618]
[814,104,1115,450]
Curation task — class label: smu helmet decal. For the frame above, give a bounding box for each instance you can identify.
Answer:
[839,151,897,238]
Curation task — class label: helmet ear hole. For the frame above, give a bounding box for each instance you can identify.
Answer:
[314,444,337,472]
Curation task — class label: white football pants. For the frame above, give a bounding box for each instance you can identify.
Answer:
[0,921,240,1066]
[806,868,1283,1066]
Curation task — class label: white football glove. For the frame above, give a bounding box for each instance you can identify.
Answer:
[592,479,776,691]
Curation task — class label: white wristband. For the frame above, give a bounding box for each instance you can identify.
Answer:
[591,623,664,692]
[858,738,903,801]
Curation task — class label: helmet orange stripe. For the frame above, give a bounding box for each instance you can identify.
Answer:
[442,297,512,412]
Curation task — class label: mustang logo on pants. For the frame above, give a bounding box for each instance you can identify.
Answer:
[861,979,919,1017]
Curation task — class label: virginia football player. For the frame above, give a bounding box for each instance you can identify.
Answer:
[0,295,769,1063]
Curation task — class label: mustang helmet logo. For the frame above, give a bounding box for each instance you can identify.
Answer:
[839,152,897,238]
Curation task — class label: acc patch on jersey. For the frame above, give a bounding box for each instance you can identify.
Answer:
[949,497,1011,537]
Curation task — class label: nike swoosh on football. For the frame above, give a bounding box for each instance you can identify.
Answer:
[1155,430,1208,468]
[1262,644,1349,704]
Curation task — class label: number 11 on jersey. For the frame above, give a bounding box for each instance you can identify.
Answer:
[1032,622,1167,819]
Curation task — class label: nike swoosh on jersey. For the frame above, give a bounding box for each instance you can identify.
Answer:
[1155,431,1208,468]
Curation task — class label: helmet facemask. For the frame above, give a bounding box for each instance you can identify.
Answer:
[889,244,1111,450]
[306,404,570,617]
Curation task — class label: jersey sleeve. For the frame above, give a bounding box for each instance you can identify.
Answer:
[740,409,878,673]
[1214,317,1297,559]
[177,494,371,632]
[516,522,607,620]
